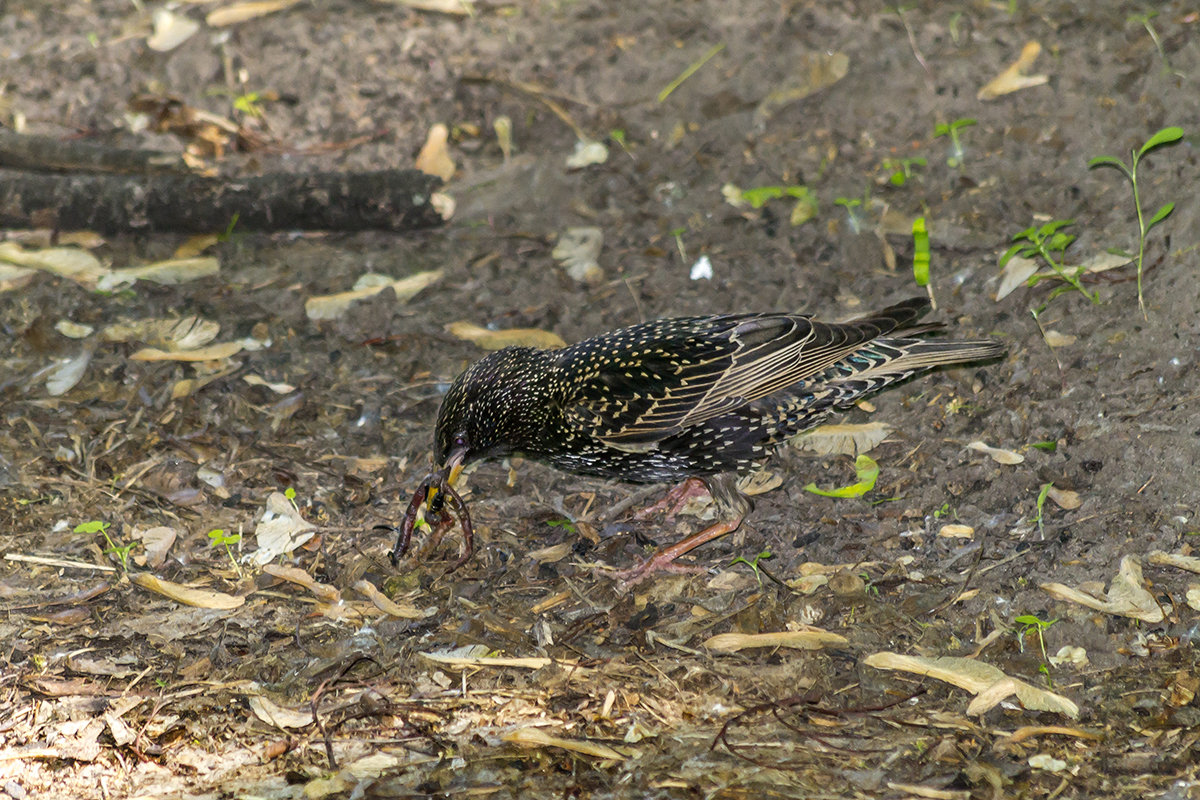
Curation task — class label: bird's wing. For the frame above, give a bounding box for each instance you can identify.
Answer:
[558,299,928,447]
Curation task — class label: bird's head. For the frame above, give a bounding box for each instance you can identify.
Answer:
[424,346,554,513]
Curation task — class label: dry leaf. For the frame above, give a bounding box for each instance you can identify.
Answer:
[565,139,609,169]
[552,227,604,285]
[445,321,566,350]
[996,254,1038,301]
[736,469,782,496]
[791,422,892,456]
[132,526,177,568]
[147,8,199,52]
[938,524,975,539]
[0,242,108,286]
[129,573,244,609]
[130,341,243,362]
[978,41,1049,101]
[351,580,426,619]
[0,263,36,293]
[755,52,849,122]
[1041,556,1164,622]
[305,270,442,320]
[97,257,219,290]
[527,542,573,564]
[251,492,317,565]
[503,727,625,760]
[864,652,1079,717]
[415,123,455,182]
[420,652,588,674]
[1147,550,1200,574]
[967,440,1025,465]
[1042,330,1076,348]
[262,564,339,603]
[703,628,848,653]
[1046,486,1081,509]
[247,694,314,729]
[46,348,94,396]
[206,0,301,27]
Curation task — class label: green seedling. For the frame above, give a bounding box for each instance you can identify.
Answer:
[233,91,264,118]
[657,42,725,104]
[933,118,976,167]
[75,520,136,569]
[1029,440,1057,452]
[284,486,300,513]
[1014,613,1058,678]
[932,502,952,519]
[834,191,870,235]
[1034,482,1053,534]
[1128,12,1172,74]
[804,454,879,498]
[1001,219,1098,305]
[546,518,576,535]
[738,184,818,226]
[1088,126,1183,319]
[609,128,632,157]
[730,549,773,587]
[912,216,930,287]
[207,528,243,578]
[882,156,926,187]
[669,226,688,263]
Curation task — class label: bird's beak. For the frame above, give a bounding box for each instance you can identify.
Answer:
[425,447,466,512]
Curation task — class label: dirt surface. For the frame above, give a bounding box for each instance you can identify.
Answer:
[2,1,1199,798]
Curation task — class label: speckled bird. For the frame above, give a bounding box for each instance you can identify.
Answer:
[416,297,1004,579]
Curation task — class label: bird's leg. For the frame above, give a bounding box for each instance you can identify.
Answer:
[632,477,712,521]
[611,473,750,585]
[611,514,746,585]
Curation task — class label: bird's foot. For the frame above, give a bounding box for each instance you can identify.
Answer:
[604,516,743,587]
[632,477,711,521]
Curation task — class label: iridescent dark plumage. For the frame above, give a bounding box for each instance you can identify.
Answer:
[404,297,1004,577]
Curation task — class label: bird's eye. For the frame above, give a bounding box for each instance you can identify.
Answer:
[453,434,468,449]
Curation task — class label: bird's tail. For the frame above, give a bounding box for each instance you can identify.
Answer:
[818,336,1006,408]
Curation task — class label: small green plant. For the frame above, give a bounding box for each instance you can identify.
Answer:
[730,549,773,586]
[882,156,926,186]
[207,529,243,577]
[1014,613,1058,679]
[804,454,879,498]
[670,226,688,262]
[75,520,136,569]
[545,518,577,535]
[1034,482,1053,534]
[738,184,818,226]
[1029,440,1058,452]
[1000,219,1097,305]
[912,216,930,287]
[284,486,300,513]
[932,502,952,519]
[1128,12,1171,73]
[834,190,871,234]
[933,118,976,167]
[1088,126,1183,318]
[233,91,265,118]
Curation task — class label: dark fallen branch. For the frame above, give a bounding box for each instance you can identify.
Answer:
[0,167,446,234]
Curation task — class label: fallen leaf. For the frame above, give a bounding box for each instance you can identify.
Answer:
[206,0,301,27]
[247,694,314,729]
[1041,556,1164,622]
[978,41,1049,101]
[375,0,474,14]
[503,727,625,760]
[703,628,848,653]
[967,441,1025,465]
[147,8,199,52]
[305,270,442,320]
[565,139,608,169]
[415,123,455,182]
[755,52,849,122]
[129,341,243,362]
[46,348,94,396]
[996,254,1038,301]
[351,580,426,619]
[791,422,892,457]
[1046,486,1082,509]
[96,257,219,290]
[0,242,108,286]
[938,524,975,539]
[262,564,340,603]
[129,573,244,609]
[864,652,1079,718]
[552,227,604,284]
[251,492,317,565]
[1147,550,1200,574]
[445,321,566,350]
[803,454,879,498]
[1042,330,1076,348]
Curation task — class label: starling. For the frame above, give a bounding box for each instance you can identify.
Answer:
[397,297,1004,579]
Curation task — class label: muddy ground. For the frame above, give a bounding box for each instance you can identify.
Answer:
[2,1,1199,798]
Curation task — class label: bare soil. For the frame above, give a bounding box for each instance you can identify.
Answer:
[2,1,1199,798]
